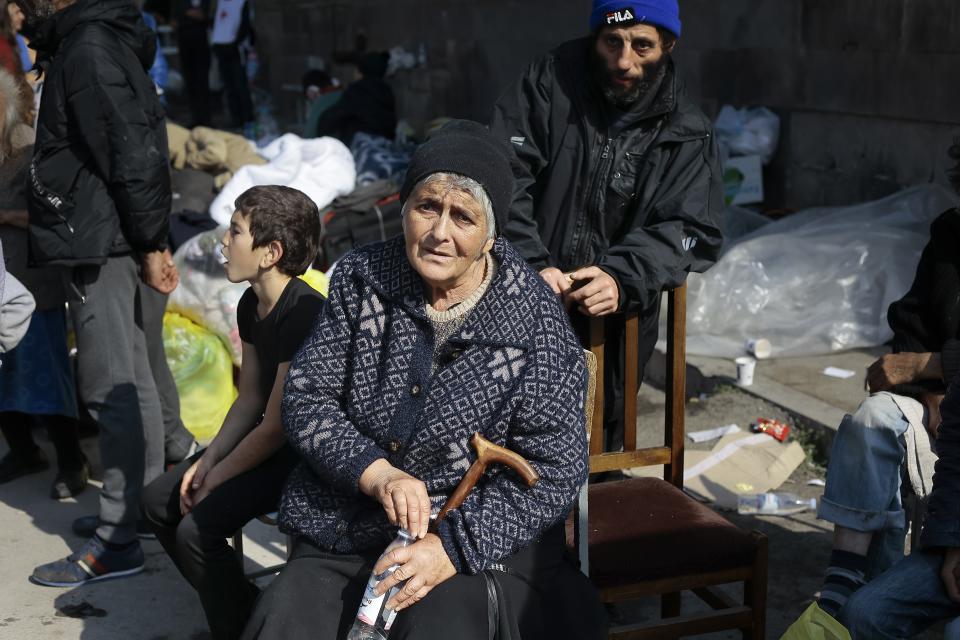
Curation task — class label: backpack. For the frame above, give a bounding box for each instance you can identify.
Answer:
[319,180,402,270]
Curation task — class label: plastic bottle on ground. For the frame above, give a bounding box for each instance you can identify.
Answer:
[737,492,816,516]
[347,529,416,640]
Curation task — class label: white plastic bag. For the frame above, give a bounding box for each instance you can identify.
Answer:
[714,105,780,165]
[682,185,960,358]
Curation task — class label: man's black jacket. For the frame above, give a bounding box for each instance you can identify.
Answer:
[490,37,724,315]
[27,0,170,267]
[887,208,960,392]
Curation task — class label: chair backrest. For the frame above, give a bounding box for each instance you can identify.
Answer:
[584,283,687,487]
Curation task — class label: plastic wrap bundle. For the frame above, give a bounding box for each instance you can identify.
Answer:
[714,105,781,164]
[168,227,330,363]
[168,227,245,362]
[209,133,356,225]
[163,312,237,443]
[683,185,960,358]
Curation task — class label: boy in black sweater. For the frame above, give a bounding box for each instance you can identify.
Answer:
[141,186,325,640]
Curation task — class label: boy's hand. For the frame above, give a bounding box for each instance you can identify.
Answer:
[180,454,215,515]
[143,249,180,294]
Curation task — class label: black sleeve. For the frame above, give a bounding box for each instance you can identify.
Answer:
[921,372,960,548]
[888,210,960,356]
[236,287,256,344]
[489,57,554,268]
[64,33,171,253]
[276,287,325,362]
[596,133,725,312]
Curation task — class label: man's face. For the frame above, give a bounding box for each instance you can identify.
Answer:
[592,22,674,108]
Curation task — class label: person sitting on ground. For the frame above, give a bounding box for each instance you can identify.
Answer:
[0,68,89,499]
[141,185,325,640]
[314,51,396,146]
[301,68,341,139]
[805,140,960,621]
[240,121,604,640]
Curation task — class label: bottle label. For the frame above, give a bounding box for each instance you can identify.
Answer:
[356,569,391,626]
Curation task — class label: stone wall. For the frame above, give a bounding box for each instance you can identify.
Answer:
[253,0,960,209]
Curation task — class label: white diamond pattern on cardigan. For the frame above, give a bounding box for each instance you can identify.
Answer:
[280,236,588,574]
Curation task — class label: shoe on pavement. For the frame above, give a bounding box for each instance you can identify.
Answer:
[50,461,91,499]
[72,515,157,540]
[30,535,144,587]
[0,448,50,484]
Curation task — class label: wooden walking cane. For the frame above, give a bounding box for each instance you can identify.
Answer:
[429,433,540,533]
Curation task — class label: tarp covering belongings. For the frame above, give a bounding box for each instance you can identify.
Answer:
[683,184,960,358]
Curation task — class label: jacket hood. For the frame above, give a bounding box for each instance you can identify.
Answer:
[31,0,156,70]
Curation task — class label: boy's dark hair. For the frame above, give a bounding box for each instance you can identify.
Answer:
[234,185,320,277]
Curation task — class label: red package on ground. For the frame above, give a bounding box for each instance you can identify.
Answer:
[752,418,791,442]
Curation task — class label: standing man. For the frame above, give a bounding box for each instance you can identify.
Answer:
[16,0,179,586]
[211,0,254,137]
[174,0,212,127]
[490,0,724,445]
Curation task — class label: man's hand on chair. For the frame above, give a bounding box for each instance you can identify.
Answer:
[922,391,945,440]
[564,266,620,317]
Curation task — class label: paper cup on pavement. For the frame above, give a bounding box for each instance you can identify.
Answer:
[746,338,772,359]
[735,356,757,386]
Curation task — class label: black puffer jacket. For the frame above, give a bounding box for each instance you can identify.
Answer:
[490,38,724,315]
[27,0,170,267]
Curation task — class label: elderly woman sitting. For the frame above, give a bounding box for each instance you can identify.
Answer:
[241,121,603,640]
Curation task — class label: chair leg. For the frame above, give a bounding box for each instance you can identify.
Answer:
[661,591,681,618]
[743,532,768,640]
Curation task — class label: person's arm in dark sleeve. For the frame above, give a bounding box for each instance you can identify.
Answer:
[596,132,724,312]
[281,255,388,494]
[490,59,553,269]
[888,218,943,355]
[64,39,170,253]
[921,374,960,548]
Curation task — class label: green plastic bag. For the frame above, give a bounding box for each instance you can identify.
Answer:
[163,312,237,444]
[781,602,852,640]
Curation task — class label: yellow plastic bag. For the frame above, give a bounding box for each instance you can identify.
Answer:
[781,602,852,640]
[299,268,329,297]
[163,312,237,444]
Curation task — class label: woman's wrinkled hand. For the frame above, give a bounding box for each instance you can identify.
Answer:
[373,533,456,612]
[359,459,432,539]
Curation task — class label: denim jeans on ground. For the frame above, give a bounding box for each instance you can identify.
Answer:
[818,392,911,579]
[839,550,960,638]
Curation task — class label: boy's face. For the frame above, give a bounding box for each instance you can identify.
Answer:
[221,210,270,283]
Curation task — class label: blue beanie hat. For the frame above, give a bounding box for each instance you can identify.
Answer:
[589,0,681,38]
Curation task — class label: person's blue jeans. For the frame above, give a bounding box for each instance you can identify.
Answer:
[818,392,911,579]
[839,550,960,638]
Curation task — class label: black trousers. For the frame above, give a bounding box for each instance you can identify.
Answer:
[213,43,253,128]
[141,446,298,640]
[178,27,211,127]
[241,525,606,640]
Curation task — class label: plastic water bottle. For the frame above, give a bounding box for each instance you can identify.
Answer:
[347,529,416,640]
[737,492,816,516]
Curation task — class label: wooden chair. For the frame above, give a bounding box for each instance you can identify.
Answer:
[569,284,768,639]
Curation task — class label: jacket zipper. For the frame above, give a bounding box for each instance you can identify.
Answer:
[574,136,615,265]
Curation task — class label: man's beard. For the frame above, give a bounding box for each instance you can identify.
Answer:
[592,51,670,110]
[14,0,57,28]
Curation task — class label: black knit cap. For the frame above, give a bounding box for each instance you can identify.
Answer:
[400,120,515,235]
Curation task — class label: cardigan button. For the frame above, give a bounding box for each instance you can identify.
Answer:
[387,440,401,453]
[336,521,346,533]
[410,383,422,397]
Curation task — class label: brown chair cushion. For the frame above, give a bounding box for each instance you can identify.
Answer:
[565,477,759,589]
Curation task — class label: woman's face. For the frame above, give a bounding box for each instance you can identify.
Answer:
[7,2,25,32]
[403,177,493,295]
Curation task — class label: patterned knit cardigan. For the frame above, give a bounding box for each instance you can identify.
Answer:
[280,235,589,574]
